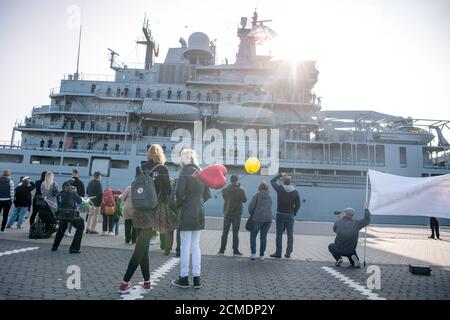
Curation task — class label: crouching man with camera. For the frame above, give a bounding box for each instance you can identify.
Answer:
[52,180,85,253]
[328,202,371,268]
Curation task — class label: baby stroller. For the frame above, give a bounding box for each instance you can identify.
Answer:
[29,197,58,239]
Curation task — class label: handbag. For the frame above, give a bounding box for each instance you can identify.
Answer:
[34,196,47,210]
[245,194,258,232]
[104,205,115,216]
[29,221,46,239]
[152,201,179,233]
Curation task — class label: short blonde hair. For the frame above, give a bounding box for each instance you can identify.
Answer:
[180,149,199,167]
[148,144,166,165]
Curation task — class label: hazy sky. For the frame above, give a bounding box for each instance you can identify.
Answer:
[0,0,449,142]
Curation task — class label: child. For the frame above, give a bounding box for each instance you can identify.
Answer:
[113,194,122,236]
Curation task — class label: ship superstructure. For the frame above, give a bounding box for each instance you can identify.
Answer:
[1,11,449,224]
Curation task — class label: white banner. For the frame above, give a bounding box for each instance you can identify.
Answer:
[368,170,450,219]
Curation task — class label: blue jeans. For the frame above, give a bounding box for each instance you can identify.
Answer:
[250,221,272,256]
[113,221,119,236]
[275,213,295,256]
[7,207,29,228]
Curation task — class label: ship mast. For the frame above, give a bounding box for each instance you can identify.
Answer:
[74,19,83,80]
[236,9,272,65]
[137,15,159,69]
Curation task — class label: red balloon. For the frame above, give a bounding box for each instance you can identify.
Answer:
[194,164,228,189]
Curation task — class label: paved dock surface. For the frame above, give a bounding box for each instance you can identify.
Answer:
[0,217,449,300]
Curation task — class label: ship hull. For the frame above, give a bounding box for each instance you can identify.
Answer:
[1,149,447,226]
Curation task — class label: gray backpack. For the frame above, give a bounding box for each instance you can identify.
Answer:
[131,165,160,210]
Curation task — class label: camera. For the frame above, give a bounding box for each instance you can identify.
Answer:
[334,210,341,215]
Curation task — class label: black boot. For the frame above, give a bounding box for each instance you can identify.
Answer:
[193,276,203,289]
[171,276,189,289]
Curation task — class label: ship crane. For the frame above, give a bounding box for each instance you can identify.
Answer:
[137,15,159,69]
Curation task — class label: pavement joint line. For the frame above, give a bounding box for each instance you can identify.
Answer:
[0,247,40,257]
[119,257,180,300]
[321,266,386,300]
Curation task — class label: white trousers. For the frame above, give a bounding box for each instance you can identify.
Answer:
[87,206,100,231]
[180,231,201,277]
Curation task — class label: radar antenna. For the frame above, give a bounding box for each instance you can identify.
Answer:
[108,48,120,71]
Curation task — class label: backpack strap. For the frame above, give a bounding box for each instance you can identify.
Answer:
[142,164,163,178]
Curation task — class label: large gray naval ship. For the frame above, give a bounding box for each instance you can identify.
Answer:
[1,11,449,224]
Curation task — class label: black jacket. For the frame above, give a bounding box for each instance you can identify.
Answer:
[14,182,36,207]
[71,177,85,197]
[57,190,83,210]
[270,174,301,215]
[333,209,371,253]
[34,180,43,198]
[33,172,47,198]
[139,160,172,203]
[222,183,247,217]
[176,164,211,231]
[87,179,103,207]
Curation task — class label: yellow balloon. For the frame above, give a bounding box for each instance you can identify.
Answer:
[245,157,261,174]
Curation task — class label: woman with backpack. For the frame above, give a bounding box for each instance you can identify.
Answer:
[118,144,172,294]
[171,149,211,289]
[248,181,273,261]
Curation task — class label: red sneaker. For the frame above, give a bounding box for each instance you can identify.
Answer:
[118,282,133,294]
[140,281,151,293]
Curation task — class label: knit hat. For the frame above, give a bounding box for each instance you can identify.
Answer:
[337,208,355,218]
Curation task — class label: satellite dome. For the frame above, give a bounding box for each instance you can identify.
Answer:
[184,32,213,65]
[187,32,210,51]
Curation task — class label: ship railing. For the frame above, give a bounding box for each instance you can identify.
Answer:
[63,73,115,82]
[293,173,366,185]
[50,87,95,96]
[17,121,64,129]
[32,105,133,115]
[32,105,51,114]
[280,158,384,167]
[19,144,130,155]
[17,120,130,133]
[0,141,21,150]
[423,163,450,170]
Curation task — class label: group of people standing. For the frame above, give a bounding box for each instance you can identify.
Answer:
[5,142,444,295]
[0,143,373,295]
[218,173,301,261]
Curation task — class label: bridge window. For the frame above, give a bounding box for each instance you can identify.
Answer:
[63,157,88,167]
[30,156,61,165]
[90,157,110,177]
[399,147,407,167]
[111,160,129,169]
[375,145,385,165]
[0,154,23,163]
